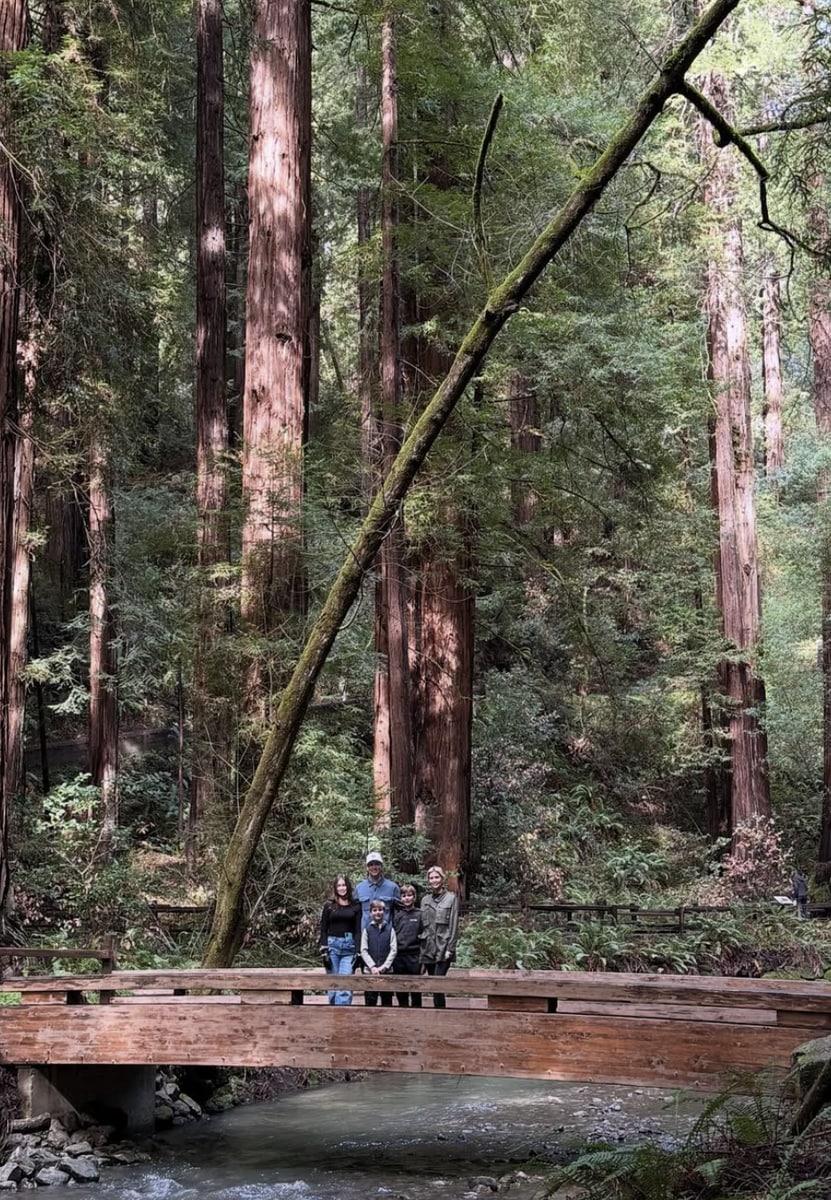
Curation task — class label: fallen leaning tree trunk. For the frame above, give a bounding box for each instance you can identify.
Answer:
[203,0,743,967]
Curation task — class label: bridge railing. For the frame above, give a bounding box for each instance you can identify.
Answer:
[1,966,830,1088]
[2,965,831,1024]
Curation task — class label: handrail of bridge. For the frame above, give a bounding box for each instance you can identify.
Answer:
[2,966,830,1088]
[1,966,831,1022]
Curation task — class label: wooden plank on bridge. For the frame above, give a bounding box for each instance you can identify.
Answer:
[0,1003,808,1091]
[4,968,830,1014]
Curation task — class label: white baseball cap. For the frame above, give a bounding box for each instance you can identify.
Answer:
[365,851,384,865]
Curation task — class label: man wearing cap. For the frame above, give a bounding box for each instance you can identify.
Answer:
[355,851,400,928]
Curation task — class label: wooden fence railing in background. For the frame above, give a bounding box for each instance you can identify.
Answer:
[0,936,118,976]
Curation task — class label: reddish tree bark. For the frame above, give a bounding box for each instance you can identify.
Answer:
[762,257,784,475]
[191,0,229,855]
[373,12,415,828]
[227,182,247,448]
[240,0,312,709]
[356,63,376,503]
[700,71,770,843]
[809,197,831,863]
[0,0,29,924]
[409,534,474,887]
[403,312,475,891]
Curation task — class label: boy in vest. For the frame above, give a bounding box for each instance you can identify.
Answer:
[360,899,397,1007]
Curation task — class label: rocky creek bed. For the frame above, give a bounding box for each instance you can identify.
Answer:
[0,1071,701,1194]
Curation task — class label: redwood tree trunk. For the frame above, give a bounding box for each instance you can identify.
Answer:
[5,331,37,833]
[88,434,118,847]
[240,0,311,710]
[356,63,376,504]
[410,537,474,887]
[761,256,784,475]
[0,0,28,925]
[405,315,475,891]
[191,0,229,855]
[809,198,831,863]
[227,182,247,448]
[373,11,415,828]
[701,71,770,842]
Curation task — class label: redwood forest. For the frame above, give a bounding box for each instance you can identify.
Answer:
[2,0,831,980]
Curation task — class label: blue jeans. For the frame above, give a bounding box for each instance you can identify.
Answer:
[327,936,356,1005]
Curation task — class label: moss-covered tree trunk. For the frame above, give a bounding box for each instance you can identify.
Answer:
[202,0,742,966]
[88,431,119,848]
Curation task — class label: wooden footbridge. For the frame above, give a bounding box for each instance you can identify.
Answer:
[1,967,829,1097]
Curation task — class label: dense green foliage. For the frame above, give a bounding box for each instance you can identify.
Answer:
[547,1073,831,1199]
[5,0,831,981]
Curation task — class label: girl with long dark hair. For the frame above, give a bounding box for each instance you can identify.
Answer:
[319,874,362,1005]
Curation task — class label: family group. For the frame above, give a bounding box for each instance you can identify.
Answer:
[317,851,459,1007]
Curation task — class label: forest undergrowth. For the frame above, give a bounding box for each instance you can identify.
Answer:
[546,1074,831,1200]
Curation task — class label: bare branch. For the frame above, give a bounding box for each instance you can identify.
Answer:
[740,113,831,136]
[679,80,819,263]
[678,80,769,177]
[471,92,504,290]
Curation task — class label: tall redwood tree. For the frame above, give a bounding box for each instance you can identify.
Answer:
[809,193,831,864]
[0,0,29,925]
[373,10,415,828]
[761,256,784,475]
[700,71,770,841]
[240,0,312,712]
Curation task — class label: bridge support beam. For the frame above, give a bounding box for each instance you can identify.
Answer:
[17,1065,156,1135]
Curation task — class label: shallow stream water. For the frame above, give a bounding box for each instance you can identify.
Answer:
[64,1076,699,1200]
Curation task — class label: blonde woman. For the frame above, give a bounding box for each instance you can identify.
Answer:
[420,867,458,1009]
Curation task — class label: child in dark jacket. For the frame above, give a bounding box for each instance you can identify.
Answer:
[360,899,397,1007]
[393,885,423,1007]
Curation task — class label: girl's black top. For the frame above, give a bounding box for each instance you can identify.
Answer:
[319,900,362,947]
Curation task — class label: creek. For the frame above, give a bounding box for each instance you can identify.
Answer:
[62,1076,699,1200]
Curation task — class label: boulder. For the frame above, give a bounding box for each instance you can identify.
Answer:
[63,1141,93,1158]
[60,1158,99,1184]
[0,1162,25,1185]
[82,1125,114,1148]
[34,1167,69,1187]
[30,1150,59,1167]
[178,1093,202,1117]
[7,1153,36,1176]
